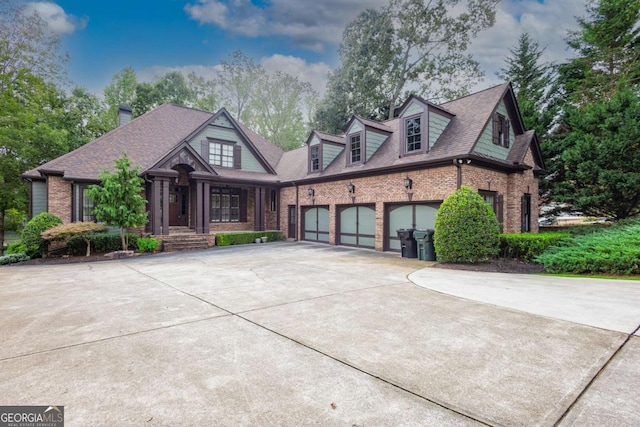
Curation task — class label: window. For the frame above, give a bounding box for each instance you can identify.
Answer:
[406,117,421,152]
[210,188,241,222]
[210,142,234,167]
[270,189,276,212]
[521,194,532,232]
[479,190,503,232]
[81,187,96,222]
[350,134,361,163]
[310,145,319,171]
[493,113,510,148]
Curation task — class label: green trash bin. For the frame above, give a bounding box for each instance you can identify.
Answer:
[425,229,436,261]
[413,229,428,261]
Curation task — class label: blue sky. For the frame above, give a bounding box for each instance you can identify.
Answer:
[22,0,587,97]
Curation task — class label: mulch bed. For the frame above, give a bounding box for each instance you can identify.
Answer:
[12,252,152,266]
[433,258,546,274]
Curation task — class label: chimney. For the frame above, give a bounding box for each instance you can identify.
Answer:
[118,105,132,127]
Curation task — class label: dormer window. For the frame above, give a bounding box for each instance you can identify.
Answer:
[493,113,510,148]
[406,117,422,152]
[350,134,361,164]
[310,145,319,171]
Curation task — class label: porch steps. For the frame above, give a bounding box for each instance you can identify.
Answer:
[160,233,211,252]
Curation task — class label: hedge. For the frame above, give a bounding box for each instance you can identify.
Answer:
[0,253,30,265]
[499,232,571,261]
[67,233,139,256]
[216,231,283,246]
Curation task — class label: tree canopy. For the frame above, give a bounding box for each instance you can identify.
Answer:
[315,0,498,133]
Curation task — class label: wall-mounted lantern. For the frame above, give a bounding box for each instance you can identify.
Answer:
[403,176,413,201]
[308,188,315,197]
[347,181,355,204]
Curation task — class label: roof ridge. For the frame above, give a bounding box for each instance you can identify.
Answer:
[440,82,510,106]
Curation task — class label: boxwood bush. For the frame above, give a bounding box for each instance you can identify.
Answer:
[434,186,500,263]
[500,232,571,261]
[216,231,283,246]
[536,220,640,275]
[22,212,63,258]
[67,233,139,256]
[0,253,30,265]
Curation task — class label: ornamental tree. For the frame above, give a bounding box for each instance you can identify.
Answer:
[88,154,147,251]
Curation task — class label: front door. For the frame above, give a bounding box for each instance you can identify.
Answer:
[169,186,189,226]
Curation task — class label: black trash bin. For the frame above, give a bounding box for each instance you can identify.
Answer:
[425,229,436,261]
[396,228,417,258]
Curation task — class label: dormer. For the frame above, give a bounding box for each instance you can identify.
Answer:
[306,131,345,173]
[344,117,392,166]
[397,95,454,157]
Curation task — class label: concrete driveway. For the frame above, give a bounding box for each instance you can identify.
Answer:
[1,241,638,426]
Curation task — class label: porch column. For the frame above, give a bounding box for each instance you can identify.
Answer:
[152,179,162,235]
[195,180,204,234]
[254,187,265,231]
[203,181,210,234]
[161,178,169,235]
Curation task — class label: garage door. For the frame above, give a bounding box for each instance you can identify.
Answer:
[386,204,439,251]
[337,205,376,248]
[303,206,330,243]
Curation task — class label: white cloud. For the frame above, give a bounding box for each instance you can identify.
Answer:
[471,0,587,89]
[185,0,387,51]
[22,2,87,35]
[259,54,331,96]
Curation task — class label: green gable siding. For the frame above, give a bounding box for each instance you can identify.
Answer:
[348,121,363,134]
[323,143,343,169]
[366,130,386,161]
[188,124,267,173]
[429,111,450,149]
[213,115,233,128]
[309,135,320,146]
[32,181,46,217]
[401,100,424,118]
[473,101,513,161]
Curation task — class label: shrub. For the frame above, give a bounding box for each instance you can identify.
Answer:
[0,253,30,265]
[536,220,640,275]
[21,212,63,258]
[5,241,28,255]
[41,222,108,256]
[137,237,159,253]
[434,186,500,263]
[67,233,139,256]
[216,231,283,246]
[499,232,571,261]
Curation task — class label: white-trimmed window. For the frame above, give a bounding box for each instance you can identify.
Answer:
[350,134,361,163]
[406,117,422,152]
[210,142,234,167]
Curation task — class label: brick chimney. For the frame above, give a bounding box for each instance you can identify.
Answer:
[118,105,132,127]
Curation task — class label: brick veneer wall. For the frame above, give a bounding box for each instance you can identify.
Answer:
[47,176,72,223]
[279,156,540,250]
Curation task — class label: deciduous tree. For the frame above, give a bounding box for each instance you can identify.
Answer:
[88,154,147,250]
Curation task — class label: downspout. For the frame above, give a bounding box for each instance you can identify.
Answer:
[294,182,299,241]
[454,159,462,189]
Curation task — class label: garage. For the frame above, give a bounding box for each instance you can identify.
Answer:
[303,206,330,243]
[385,203,439,251]
[337,205,376,248]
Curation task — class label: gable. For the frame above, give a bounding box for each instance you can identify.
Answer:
[153,143,216,173]
[188,123,268,173]
[347,121,363,134]
[473,100,515,161]
[400,99,425,118]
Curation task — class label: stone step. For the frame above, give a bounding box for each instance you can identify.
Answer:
[163,241,209,252]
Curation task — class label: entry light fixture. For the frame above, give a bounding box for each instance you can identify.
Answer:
[455,158,472,165]
[308,187,315,197]
[403,175,413,190]
[347,181,355,195]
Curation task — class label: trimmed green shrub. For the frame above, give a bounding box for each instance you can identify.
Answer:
[0,253,30,265]
[500,232,571,261]
[434,186,500,263]
[137,237,159,253]
[67,233,139,256]
[536,220,640,275]
[21,212,63,258]
[5,241,28,255]
[216,231,283,246]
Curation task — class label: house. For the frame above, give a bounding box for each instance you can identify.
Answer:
[23,82,544,252]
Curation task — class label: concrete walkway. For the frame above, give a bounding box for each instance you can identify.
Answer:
[0,241,638,426]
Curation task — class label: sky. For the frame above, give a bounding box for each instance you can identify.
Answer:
[20,0,588,99]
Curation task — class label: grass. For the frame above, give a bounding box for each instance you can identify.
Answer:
[541,273,640,281]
